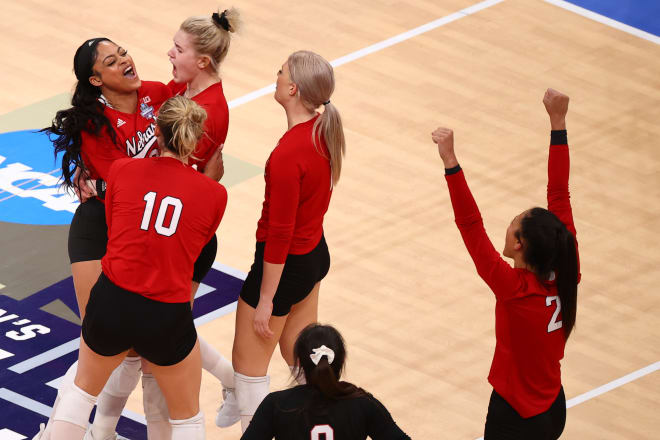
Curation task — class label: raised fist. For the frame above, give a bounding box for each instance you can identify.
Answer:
[543,88,569,121]
[431,127,458,168]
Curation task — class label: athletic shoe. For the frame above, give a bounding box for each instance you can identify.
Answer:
[215,387,240,427]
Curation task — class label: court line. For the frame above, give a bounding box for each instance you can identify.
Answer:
[7,338,80,374]
[227,0,505,108]
[474,360,660,440]
[544,0,660,45]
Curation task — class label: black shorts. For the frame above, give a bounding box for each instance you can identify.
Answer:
[240,235,330,316]
[484,387,566,440]
[193,235,217,283]
[82,273,197,366]
[68,198,108,263]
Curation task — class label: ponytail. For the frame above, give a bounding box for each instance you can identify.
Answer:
[287,50,346,186]
[157,96,207,160]
[519,207,579,340]
[41,38,116,190]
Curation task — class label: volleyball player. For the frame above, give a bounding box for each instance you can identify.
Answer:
[432,88,580,439]
[241,324,411,439]
[48,95,226,439]
[232,51,345,431]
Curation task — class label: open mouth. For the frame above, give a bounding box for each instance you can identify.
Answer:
[123,65,137,79]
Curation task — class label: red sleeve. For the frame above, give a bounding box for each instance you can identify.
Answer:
[207,182,228,243]
[81,129,128,181]
[446,170,523,299]
[547,137,581,279]
[264,150,301,264]
[104,158,127,237]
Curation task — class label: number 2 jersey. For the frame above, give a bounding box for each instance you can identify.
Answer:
[101,156,227,303]
[445,131,581,418]
[242,385,411,440]
[80,81,171,182]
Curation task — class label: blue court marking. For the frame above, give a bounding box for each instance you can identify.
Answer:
[0,265,243,439]
[564,0,660,37]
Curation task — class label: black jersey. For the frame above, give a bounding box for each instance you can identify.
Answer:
[241,385,410,440]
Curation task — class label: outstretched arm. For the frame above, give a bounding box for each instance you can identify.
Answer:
[432,128,521,299]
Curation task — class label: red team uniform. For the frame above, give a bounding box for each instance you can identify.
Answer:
[445,137,580,418]
[102,156,228,303]
[81,81,171,182]
[168,80,229,172]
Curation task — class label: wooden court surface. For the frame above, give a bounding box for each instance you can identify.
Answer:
[1,0,659,438]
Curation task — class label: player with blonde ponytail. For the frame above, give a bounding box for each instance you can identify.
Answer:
[232,50,346,432]
[49,96,228,440]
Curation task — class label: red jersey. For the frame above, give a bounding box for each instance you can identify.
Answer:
[446,140,580,418]
[102,156,227,303]
[256,115,332,264]
[81,81,171,181]
[168,80,229,172]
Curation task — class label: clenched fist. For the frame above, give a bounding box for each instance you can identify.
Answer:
[432,127,458,169]
[543,88,569,130]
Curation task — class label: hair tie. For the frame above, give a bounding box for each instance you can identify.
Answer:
[323,100,330,106]
[212,10,231,31]
[310,345,335,365]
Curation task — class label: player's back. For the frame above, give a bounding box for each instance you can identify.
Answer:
[102,156,227,303]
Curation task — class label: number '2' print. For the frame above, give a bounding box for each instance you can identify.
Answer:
[140,191,183,237]
[546,296,562,333]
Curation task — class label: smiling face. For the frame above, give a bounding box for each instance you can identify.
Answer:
[503,210,528,258]
[88,40,140,93]
[167,30,206,84]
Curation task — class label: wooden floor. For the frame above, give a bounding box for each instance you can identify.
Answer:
[1,0,659,438]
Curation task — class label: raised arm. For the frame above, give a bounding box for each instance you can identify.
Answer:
[432,128,522,299]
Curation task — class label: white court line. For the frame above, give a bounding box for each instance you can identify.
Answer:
[228,0,505,109]
[194,301,237,327]
[8,337,80,374]
[474,360,660,440]
[212,261,247,280]
[0,388,52,417]
[0,428,27,440]
[544,0,660,45]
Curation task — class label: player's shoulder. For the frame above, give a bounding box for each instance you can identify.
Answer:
[140,81,172,102]
[108,157,134,179]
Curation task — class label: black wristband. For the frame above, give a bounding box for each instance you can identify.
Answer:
[96,179,107,200]
[550,130,567,145]
[445,164,462,175]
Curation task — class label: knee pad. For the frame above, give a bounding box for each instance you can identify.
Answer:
[234,372,269,416]
[53,383,97,429]
[170,411,205,440]
[142,373,169,422]
[103,356,141,398]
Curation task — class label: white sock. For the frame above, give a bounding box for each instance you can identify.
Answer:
[234,372,269,432]
[40,361,79,439]
[142,373,171,439]
[91,356,141,438]
[170,411,205,440]
[52,383,97,438]
[199,336,234,388]
[289,365,306,385]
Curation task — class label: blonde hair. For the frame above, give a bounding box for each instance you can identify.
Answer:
[180,7,241,72]
[287,50,346,185]
[157,96,207,160]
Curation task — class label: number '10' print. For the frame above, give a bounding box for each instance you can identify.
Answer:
[140,191,183,237]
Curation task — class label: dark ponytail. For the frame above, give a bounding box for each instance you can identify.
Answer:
[41,38,117,190]
[293,324,367,409]
[518,207,578,339]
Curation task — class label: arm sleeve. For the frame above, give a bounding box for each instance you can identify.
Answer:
[207,183,228,243]
[446,170,523,299]
[240,393,276,440]
[547,129,580,278]
[81,130,128,181]
[366,396,411,440]
[264,150,301,264]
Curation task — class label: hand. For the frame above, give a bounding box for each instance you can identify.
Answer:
[73,167,97,203]
[543,88,569,130]
[431,127,458,168]
[203,144,225,182]
[253,297,274,339]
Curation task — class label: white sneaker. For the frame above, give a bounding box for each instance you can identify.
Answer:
[32,423,45,440]
[215,387,240,427]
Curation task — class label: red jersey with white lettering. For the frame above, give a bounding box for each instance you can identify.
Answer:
[81,81,171,181]
[168,80,229,172]
[445,139,580,418]
[256,115,332,264]
[102,156,227,303]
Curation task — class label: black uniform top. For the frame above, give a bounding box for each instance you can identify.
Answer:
[241,385,411,440]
